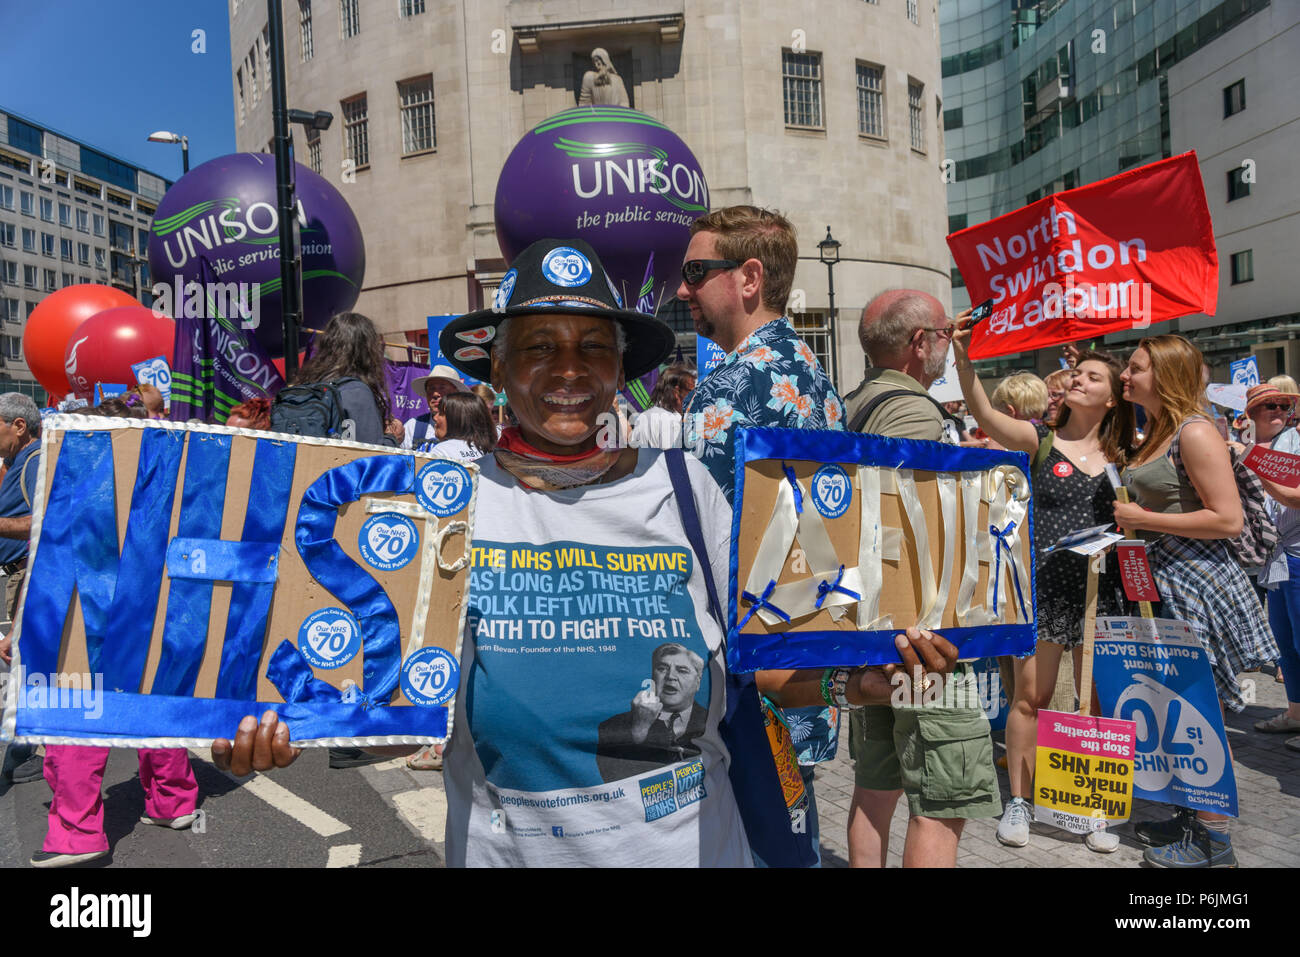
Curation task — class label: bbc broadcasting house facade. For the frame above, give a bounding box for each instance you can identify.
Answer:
[0,110,169,403]
[229,0,952,393]
[940,0,1297,379]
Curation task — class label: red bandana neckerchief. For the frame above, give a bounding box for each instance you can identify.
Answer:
[493,427,624,491]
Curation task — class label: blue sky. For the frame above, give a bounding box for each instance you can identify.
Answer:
[0,0,236,180]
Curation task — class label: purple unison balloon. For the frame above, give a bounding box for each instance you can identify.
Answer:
[494,107,709,313]
[146,152,365,357]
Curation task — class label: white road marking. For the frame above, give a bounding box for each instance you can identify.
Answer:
[191,749,350,837]
[326,843,362,868]
[391,786,447,843]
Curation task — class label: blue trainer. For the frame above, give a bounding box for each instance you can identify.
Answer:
[1142,823,1237,868]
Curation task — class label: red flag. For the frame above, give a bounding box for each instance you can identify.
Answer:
[948,153,1218,360]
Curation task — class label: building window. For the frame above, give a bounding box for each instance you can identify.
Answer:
[93,213,105,237]
[908,80,925,152]
[78,242,90,265]
[856,63,885,138]
[261,26,271,91]
[342,94,369,168]
[61,271,74,287]
[247,48,260,106]
[76,208,89,232]
[1223,79,1245,117]
[340,0,360,38]
[21,228,35,252]
[0,224,12,248]
[399,76,436,155]
[943,107,963,130]
[43,268,56,292]
[59,202,71,227]
[400,0,425,15]
[789,312,838,383]
[22,264,35,287]
[94,249,106,269]
[4,299,18,323]
[299,0,313,61]
[41,233,54,257]
[1227,165,1250,201]
[907,0,919,24]
[0,263,13,286]
[20,191,34,216]
[782,51,823,129]
[1231,249,1253,284]
[0,185,12,210]
[237,67,246,124]
[61,238,73,262]
[39,197,53,222]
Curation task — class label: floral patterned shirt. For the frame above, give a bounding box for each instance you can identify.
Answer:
[683,316,846,765]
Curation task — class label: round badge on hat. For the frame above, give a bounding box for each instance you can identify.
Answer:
[494,268,518,310]
[541,246,593,287]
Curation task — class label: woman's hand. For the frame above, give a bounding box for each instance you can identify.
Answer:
[212,710,301,776]
[1113,500,1149,534]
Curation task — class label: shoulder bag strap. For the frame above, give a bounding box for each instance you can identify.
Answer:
[664,448,725,630]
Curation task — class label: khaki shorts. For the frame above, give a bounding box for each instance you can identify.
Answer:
[848,667,1001,820]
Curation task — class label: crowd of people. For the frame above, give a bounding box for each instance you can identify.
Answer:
[0,203,1291,869]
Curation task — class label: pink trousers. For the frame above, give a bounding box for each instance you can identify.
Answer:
[42,745,199,854]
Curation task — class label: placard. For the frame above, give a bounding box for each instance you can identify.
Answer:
[2,418,476,749]
[1243,443,1300,488]
[1116,541,1161,602]
[728,427,1036,671]
[1033,709,1136,834]
[1093,616,1238,816]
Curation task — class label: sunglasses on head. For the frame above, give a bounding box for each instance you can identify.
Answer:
[681,259,740,286]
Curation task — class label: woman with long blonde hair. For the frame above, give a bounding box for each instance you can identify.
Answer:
[1115,334,1279,868]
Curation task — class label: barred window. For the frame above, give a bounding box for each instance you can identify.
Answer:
[908,79,925,152]
[306,128,322,174]
[782,51,823,129]
[399,76,436,155]
[342,94,369,168]
[789,312,838,385]
[299,0,314,61]
[907,0,919,24]
[340,0,360,38]
[856,63,884,137]
[400,0,425,15]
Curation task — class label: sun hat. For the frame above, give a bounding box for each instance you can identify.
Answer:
[411,363,470,395]
[1245,382,1298,413]
[438,238,676,383]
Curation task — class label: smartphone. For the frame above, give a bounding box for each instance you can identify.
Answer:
[959,298,995,330]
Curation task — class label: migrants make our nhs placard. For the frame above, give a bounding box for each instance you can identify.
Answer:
[727,427,1036,672]
[2,417,477,749]
[1092,616,1238,817]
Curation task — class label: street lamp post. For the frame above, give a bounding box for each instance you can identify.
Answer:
[818,226,841,384]
[146,131,189,173]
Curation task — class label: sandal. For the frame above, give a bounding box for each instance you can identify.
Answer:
[1253,713,1300,733]
[406,744,443,771]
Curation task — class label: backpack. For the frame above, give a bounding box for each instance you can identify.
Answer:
[1171,420,1279,568]
[848,387,963,445]
[269,377,358,440]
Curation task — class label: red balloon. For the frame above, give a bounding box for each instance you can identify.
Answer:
[23,285,140,400]
[63,306,175,399]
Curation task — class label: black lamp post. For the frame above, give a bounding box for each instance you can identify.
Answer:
[818,226,841,382]
[267,0,332,379]
[147,131,189,173]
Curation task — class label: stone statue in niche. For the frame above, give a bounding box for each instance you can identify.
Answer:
[578,48,630,108]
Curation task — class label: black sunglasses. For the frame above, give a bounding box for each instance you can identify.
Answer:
[681,259,740,286]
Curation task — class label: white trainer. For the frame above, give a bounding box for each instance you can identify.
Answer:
[996,797,1031,847]
[1085,828,1120,853]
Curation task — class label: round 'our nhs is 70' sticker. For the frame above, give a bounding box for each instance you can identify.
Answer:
[415,460,472,517]
[299,608,362,670]
[358,512,419,570]
[401,647,460,707]
[811,464,852,519]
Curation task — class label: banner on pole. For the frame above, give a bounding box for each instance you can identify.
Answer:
[947,153,1218,360]
[1032,709,1136,834]
[1093,616,1238,816]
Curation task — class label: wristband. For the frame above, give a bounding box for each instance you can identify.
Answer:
[831,667,863,709]
[819,668,836,709]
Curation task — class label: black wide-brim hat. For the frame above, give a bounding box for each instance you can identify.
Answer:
[439,237,677,383]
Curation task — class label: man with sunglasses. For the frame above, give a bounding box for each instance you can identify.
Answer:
[842,290,1001,868]
[676,205,845,865]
